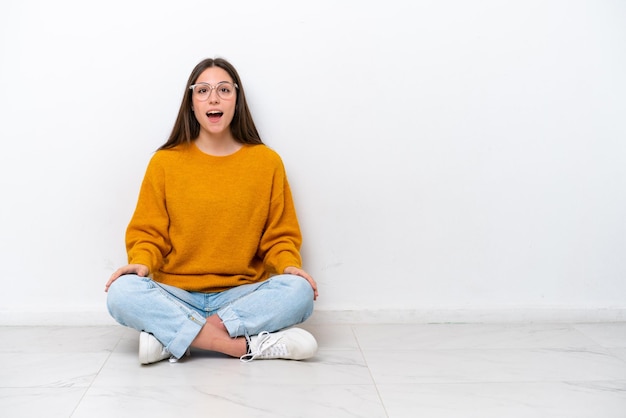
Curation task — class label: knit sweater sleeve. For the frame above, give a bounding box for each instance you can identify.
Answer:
[125,154,171,274]
[257,158,303,275]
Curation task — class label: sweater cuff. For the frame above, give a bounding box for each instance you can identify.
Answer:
[127,253,155,275]
[275,252,302,275]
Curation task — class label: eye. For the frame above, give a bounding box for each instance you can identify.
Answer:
[219,85,232,94]
[197,87,209,94]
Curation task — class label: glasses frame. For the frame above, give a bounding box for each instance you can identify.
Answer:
[189,82,239,101]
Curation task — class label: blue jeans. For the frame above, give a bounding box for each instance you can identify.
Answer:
[106,274,314,359]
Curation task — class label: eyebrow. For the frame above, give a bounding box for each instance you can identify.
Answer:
[195,80,232,85]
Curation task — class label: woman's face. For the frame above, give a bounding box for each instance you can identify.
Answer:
[191,66,237,139]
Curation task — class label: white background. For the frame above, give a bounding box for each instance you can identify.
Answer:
[1,0,625,323]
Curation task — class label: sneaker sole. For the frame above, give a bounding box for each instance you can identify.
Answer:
[139,331,152,364]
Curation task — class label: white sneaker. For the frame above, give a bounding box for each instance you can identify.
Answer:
[241,328,317,362]
[138,332,172,365]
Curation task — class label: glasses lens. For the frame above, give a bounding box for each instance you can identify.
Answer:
[193,84,210,100]
[216,83,235,99]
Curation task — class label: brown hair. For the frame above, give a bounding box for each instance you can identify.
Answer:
[159,58,263,150]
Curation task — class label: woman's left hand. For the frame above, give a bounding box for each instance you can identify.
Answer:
[284,266,318,300]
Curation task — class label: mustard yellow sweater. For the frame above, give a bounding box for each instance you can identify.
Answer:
[125,143,303,292]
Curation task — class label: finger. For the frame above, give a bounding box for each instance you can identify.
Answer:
[295,269,312,281]
[285,267,318,299]
[299,272,318,299]
[105,265,132,291]
[302,275,318,300]
[104,271,121,292]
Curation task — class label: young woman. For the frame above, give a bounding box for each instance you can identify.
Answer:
[105,58,318,364]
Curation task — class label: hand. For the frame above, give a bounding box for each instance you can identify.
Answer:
[104,264,149,292]
[284,266,318,300]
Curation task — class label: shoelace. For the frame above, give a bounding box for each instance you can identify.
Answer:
[240,331,286,362]
[168,348,191,363]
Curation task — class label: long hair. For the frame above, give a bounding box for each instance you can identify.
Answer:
[159,58,263,150]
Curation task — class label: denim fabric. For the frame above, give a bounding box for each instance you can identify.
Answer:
[106,274,315,359]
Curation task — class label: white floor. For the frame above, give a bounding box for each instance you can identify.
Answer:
[1,322,625,417]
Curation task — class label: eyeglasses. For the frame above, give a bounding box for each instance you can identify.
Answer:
[189,82,238,101]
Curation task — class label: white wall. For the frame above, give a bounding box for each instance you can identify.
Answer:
[1,0,625,324]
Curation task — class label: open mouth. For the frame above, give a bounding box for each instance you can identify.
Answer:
[206,110,223,122]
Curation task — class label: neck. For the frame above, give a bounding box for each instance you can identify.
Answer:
[195,131,242,156]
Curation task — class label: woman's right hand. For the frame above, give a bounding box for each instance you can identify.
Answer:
[104,264,149,292]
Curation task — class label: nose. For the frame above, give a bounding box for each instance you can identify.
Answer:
[208,87,220,102]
